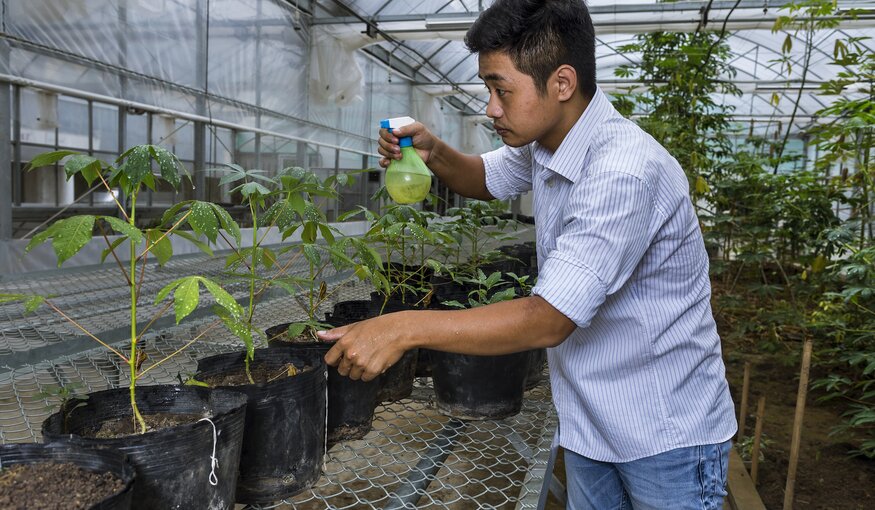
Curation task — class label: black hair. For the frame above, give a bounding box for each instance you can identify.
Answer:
[464,0,596,99]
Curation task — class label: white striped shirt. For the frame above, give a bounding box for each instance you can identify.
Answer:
[482,88,736,462]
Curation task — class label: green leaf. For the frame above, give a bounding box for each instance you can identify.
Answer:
[159,201,189,228]
[117,145,152,187]
[318,224,335,244]
[484,271,502,288]
[25,228,54,252]
[236,181,271,198]
[303,203,323,222]
[209,203,241,246]
[155,279,182,304]
[147,229,173,266]
[50,216,96,266]
[26,150,79,170]
[148,145,183,189]
[63,155,103,185]
[100,237,127,264]
[172,277,200,324]
[262,247,277,269]
[408,223,432,243]
[24,295,46,313]
[302,244,321,267]
[200,277,244,319]
[0,293,45,313]
[216,306,254,361]
[695,175,710,194]
[782,34,793,54]
[173,230,213,257]
[286,322,308,337]
[217,163,246,186]
[266,200,297,231]
[771,92,782,107]
[102,216,144,245]
[301,222,317,244]
[188,201,219,243]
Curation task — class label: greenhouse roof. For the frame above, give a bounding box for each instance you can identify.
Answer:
[311,0,875,128]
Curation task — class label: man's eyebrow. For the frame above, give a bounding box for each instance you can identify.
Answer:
[479,72,509,83]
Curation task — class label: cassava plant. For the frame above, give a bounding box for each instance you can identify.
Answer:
[440,269,519,309]
[341,194,447,312]
[235,167,382,342]
[0,145,245,433]
[433,200,519,279]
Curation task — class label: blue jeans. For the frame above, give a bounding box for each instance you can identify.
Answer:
[564,441,730,510]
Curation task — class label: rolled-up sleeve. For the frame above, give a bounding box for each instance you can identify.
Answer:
[533,170,658,328]
[482,145,534,200]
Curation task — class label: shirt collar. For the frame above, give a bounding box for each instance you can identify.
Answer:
[531,87,614,183]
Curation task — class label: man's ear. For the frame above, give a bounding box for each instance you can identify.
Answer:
[555,65,578,102]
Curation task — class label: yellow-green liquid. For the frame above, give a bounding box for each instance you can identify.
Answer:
[386,171,432,204]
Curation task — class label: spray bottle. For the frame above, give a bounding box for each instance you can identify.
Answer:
[380,116,432,204]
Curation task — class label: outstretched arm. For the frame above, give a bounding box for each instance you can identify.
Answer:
[318,296,575,381]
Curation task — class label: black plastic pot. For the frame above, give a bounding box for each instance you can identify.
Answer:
[42,385,247,510]
[429,272,482,308]
[0,442,135,510]
[194,348,327,504]
[324,308,418,403]
[330,300,372,321]
[266,323,379,445]
[429,349,530,420]
[378,348,418,402]
[525,348,548,390]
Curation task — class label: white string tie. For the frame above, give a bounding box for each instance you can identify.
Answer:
[198,417,220,486]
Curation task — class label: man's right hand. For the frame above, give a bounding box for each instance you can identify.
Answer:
[378,121,438,168]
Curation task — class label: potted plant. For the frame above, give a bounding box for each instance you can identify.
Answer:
[190,164,344,503]
[428,269,532,420]
[337,196,450,399]
[429,200,521,304]
[3,145,248,509]
[0,442,135,509]
[260,169,384,445]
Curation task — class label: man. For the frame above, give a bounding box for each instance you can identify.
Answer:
[318,0,736,507]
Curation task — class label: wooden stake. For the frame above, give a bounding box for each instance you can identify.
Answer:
[750,396,766,485]
[783,339,813,510]
[738,361,751,440]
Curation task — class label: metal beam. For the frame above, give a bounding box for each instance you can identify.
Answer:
[310,1,875,34]
[0,74,375,158]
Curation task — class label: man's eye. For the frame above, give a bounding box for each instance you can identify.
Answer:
[495,89,506,97]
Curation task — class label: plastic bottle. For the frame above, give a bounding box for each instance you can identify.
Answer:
[381,116,432,204]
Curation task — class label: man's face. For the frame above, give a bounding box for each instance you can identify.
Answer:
[478,51,560,148]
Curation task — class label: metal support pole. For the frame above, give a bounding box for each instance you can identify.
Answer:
[193,0,208,200]
[12,84,20,207]
[0,38,11,239]
[254,0,263,174]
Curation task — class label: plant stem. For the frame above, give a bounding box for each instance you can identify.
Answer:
[246,201,258,384]
[128,194,146,434]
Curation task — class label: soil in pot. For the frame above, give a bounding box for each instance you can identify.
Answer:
[0,442,135,510]
[429,349,530,420]
[0,462,124,510]
[42,385,247,510]
[266,323,379,445]
[195,348,327,504]
[90,412,203,438]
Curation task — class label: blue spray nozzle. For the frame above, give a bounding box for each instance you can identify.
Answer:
[381,116,415,147]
